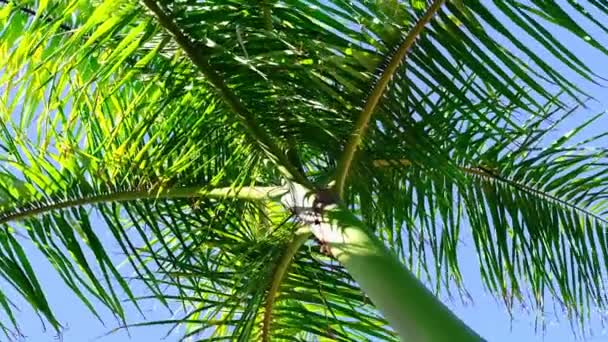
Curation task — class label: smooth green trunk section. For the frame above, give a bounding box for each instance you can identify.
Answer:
[312,205,484,342]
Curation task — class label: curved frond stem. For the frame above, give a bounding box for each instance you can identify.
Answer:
[466,166,608,225]
[374,159,488,176]
[262,228,310,342]
[0,185,285,225]
[334,0,446,197]
[373,158,608,224]
[141,0,312,188]
[373,159,413,168]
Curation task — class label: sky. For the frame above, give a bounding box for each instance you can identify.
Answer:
[4,2,608,342]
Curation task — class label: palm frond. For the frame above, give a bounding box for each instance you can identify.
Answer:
[353,94,608,326]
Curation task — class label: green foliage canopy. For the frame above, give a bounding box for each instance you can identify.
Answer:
[1,0,608,340]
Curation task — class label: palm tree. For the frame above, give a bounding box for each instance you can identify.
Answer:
[1,0,608,340]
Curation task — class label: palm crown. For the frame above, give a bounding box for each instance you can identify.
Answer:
[1,0,608,340]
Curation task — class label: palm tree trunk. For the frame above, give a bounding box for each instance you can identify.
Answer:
[312,205,484,341]
[281,182,483,340]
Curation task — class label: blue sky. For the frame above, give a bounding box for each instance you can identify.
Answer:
[4,2,608,342]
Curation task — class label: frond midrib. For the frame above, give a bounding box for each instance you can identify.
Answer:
[334,0,446,197]
[0,185,283,225]
[373,158,608,224]
[261,229,310,341]
[141,0,312,188]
